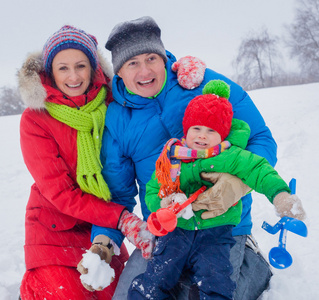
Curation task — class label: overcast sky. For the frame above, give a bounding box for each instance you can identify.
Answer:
[1,0,297,87]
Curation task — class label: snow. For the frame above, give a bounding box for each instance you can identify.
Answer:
[0,82,319,299]
[80,250,114,291]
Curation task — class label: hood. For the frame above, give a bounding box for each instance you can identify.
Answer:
[17,50,114,110]
[226,118,251,149]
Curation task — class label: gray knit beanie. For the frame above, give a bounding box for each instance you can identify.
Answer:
[105,16,168,74]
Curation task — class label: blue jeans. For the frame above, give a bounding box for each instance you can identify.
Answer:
[128,227,235,300]
[230,235,272,300]
[112,235,272,300]
[112,248,191,300]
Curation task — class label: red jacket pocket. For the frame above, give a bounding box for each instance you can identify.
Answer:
[38,207,77,231]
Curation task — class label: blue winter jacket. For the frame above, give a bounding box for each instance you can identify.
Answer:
[92,51,277,247]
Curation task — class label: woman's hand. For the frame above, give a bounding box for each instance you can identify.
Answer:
[118,211,155,259]
[172,56,206,90]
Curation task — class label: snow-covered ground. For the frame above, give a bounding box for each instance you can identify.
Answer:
[0,83,318,299]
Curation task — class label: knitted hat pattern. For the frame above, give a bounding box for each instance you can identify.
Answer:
[42,25,98,75]
[182,80,233,141]
[105,16,168,74]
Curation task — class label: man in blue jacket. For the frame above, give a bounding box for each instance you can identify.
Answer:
[92,16,275,299]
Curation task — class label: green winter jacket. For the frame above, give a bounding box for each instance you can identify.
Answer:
[145,119,291,231]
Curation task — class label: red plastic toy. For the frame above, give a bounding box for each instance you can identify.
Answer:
[147,186,207,236]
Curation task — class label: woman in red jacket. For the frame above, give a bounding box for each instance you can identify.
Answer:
[17,25,154,300]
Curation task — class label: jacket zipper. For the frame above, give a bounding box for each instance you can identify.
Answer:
[153,97,171,140]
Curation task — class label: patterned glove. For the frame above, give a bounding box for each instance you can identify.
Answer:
[172,56,206,89]
[273,192,306,220]
[192,172,250,219]
[118,210,155,259]
[77,235,114,292]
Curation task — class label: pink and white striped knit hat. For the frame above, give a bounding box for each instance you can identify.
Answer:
[42,25,98,74]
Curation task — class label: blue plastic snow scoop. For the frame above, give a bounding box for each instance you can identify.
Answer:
[262,178,308,269]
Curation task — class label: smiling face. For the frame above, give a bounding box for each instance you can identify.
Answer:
[51,49,92,97]
[117,53,166,98]
[186,125,222,150]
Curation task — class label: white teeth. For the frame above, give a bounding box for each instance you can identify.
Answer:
[68,83,81,88]
[139,79,153,84]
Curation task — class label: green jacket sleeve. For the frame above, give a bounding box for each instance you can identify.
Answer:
[145,171,162,212]
[190,146,290,202]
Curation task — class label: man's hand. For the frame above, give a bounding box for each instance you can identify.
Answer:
[77,235,114,291]
[192,172,250,219]
[172,56,206,90]
[273,192,306,220]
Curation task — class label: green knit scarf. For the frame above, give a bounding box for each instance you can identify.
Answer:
[45,86,111,201]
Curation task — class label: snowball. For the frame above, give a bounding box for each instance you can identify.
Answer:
[80,250,115,290]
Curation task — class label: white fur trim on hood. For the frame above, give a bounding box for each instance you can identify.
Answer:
[17,50,114,110]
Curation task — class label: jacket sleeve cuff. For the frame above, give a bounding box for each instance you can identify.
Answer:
[91,224,125,248]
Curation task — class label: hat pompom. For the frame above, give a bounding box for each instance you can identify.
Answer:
[202,80,230,99]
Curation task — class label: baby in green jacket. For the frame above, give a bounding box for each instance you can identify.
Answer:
[129,80,306,300]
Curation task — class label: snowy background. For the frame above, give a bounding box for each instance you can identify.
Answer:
[1,82,318,299]
[1,0,319,298]
[0,0,298,88]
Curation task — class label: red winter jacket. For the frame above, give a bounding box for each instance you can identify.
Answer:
[18,52,128,270]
